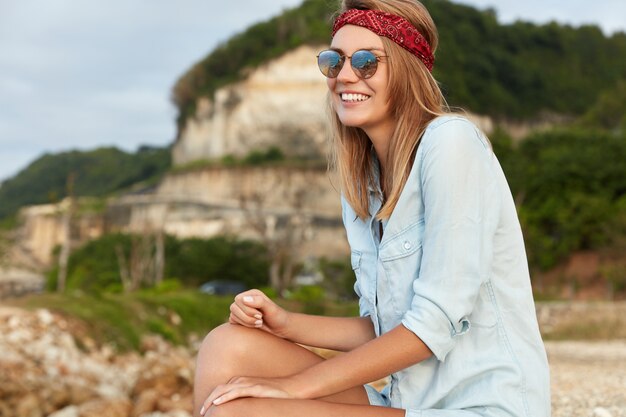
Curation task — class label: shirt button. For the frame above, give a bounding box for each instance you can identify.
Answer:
[403,241,412,250]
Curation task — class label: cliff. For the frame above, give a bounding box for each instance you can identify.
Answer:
[107,166,348,260]
[173,45,329,166]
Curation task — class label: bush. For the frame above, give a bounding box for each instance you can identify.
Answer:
[289,285,326,314]
[502,128,626,269]
[47,234,269,293]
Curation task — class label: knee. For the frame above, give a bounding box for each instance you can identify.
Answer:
[198,323,259,364]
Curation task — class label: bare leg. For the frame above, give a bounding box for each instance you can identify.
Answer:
[193,323,402,417]
[206,398,405,417]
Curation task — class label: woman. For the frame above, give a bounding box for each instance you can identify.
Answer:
[194,0,551,416]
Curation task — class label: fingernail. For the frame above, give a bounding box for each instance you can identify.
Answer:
[200,405,205,415]
[213,397,222,405]
[243,296,253,302]
[255,320,262,326]
[254,314,262,319]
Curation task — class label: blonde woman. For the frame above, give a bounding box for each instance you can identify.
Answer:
[194,1,551,416]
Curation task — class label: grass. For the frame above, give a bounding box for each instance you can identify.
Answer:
[5,290,233,351]
[4,289,359,352]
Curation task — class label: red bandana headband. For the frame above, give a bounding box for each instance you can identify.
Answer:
[332,9,435,72]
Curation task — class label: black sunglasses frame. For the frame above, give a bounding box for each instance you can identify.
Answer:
[317,49,388,79]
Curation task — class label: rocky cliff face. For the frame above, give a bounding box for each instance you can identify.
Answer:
[108,166,348,260]
[173,45,329,166]
[11,199,103,267]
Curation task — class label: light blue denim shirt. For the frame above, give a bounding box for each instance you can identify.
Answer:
[341,116,551,417]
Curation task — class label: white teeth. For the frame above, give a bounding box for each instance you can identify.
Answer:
[341,93,370,102]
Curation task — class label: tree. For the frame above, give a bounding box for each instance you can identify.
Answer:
[115,206,168,292]
[237,168,320,295]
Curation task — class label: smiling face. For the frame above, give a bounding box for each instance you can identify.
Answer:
[328,25,394,143]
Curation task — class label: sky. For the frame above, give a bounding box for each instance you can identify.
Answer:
[1,0,625,184]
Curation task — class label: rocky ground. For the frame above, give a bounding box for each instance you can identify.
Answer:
[0,306,624,417]
[547,340,626,417]
[0,307,194,417]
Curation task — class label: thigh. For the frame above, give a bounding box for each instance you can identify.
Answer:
[194,324,370,413]
[205,398,405,417]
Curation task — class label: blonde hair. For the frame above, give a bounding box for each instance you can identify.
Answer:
[328,0,448,220]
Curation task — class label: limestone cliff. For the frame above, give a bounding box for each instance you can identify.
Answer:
[108,166,348,260]
[173,45,329,166]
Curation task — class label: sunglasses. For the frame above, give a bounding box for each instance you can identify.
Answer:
[317,49,388,79]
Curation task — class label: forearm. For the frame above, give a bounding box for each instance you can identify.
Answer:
[283,313,375,351]
[292,324,432,398]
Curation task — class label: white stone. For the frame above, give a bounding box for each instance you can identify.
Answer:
[592,407,613,417]
[36,308,54,326]
[47,405,79,417]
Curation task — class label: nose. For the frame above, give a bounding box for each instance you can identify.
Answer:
[336,60,359,83]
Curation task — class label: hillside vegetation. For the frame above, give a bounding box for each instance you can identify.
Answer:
[0,146,170,220]
[172,0,626,128]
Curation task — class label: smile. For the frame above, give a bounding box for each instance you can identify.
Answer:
[341,93,370,102]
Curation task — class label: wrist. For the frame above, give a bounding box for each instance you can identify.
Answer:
[287,372,317,399]
[275,310,294,339]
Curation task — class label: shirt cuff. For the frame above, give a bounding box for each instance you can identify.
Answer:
[401,297,470,362]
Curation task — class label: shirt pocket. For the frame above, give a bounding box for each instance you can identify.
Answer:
[379,221,425,319]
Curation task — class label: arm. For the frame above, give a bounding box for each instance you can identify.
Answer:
[291,323,431,399]
[229,289,375,352]
[282,312,375,352]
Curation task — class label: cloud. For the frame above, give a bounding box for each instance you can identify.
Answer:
[455,0,625,35]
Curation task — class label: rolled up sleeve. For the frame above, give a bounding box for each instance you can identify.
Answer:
[401,120,500,362]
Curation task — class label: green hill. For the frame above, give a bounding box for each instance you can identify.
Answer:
[172,0,626,130]
[0,146,171,220]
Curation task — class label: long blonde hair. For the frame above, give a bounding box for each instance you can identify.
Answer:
[329,0,447,220]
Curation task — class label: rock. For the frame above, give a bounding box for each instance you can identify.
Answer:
[39,384,71,414]
[67,381,99,405]
[36,309,54,326]
[156,393,193,413]
[0,402,14,417]
[591,408,613,417]
[132,389,159,417]
[15,393,42,417]
[0,307,145,417]
[48,406,80,417]
[77,398,132,417]
[141,335,170,354]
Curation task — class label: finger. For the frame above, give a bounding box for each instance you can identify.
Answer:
[200,384,228,415]
[240,291,268,310]
[240,293,279,320]
[229,303,261,327]
[233,293,264,319]
[212,384,262,405]
[201,383,243,415]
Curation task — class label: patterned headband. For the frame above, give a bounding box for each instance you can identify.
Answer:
[332,9,435,72]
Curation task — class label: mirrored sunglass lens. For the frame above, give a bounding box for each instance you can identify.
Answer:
[351,50,378,78]
[318,51,342,77]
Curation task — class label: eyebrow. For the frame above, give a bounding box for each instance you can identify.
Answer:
[329,46,386,54]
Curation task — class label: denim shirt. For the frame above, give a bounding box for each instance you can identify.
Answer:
[341,116,551,417]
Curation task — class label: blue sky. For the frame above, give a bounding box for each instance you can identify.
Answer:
[0,0,624,183]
